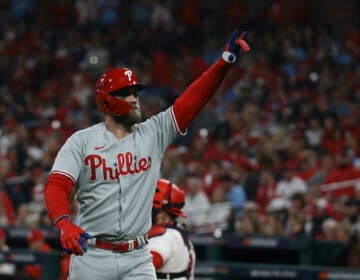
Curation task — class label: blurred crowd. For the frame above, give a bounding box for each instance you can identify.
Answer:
[0,0,359,275]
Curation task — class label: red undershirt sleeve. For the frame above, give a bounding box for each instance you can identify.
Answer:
[173,58,232,132]
[44,173,74,223]
[150,250,164,269]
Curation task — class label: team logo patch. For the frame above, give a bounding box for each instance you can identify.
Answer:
[124,70,132,81]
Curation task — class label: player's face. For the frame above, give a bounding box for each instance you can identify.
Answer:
[112,88,142,126]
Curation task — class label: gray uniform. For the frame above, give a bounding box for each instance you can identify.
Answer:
[51,107,183,279]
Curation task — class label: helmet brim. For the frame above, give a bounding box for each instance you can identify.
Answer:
[168,209,187,218]
[131,83,147,91]
[108,84,147,96]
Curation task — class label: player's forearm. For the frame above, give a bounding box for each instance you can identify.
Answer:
[44,173,74,223]
[173,58,232,132]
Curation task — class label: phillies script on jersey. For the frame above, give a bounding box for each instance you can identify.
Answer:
[85,152,152,181]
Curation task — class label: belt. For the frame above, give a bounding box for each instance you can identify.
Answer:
[157,270,190,279]
[89,235,148,253]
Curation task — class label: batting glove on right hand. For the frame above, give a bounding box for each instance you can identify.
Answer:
[223,29,250,63]
[56,218,93,256]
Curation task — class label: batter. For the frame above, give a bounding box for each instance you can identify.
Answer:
[44,29,250,279]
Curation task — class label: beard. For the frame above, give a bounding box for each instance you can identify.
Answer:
[112,106,142,129]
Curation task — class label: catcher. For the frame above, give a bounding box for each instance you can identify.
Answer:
[149,179,195,280]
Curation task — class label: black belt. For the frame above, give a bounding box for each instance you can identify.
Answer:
[156,270,189,279]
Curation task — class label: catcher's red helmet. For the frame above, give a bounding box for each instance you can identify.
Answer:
[153,179,187,218]
[95,67,146,117]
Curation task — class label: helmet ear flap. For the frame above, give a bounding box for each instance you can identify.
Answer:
[153,179,187,218]
[105,95,132,116]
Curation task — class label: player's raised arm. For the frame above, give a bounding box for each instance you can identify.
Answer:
[172,29,250,132]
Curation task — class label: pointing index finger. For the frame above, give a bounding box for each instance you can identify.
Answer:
[239,31,247,40]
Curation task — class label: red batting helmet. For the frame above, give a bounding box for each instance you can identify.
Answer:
[95,67,146,117]
[153,179,187,218]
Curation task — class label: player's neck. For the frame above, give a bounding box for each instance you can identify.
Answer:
[105,117,132,139]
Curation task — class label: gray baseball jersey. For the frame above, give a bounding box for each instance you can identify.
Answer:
[51,106,183,240]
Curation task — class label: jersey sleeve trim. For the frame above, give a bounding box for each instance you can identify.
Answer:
[170,106,187,136]
[54,214,71,225]
[51,170,76,184]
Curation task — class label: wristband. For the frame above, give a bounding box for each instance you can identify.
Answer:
[222,51,236,63]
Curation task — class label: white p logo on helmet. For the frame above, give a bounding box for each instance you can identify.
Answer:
[124,70,132,81]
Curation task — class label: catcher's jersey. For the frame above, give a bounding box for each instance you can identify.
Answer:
[148,227,195,280]
[51,107,182,240]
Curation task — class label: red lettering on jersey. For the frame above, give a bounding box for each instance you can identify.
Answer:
[102,158,117,180]
[84,153,151,181]
[84,155,102,181]
[138,157,151,171]
[117,152,151,175]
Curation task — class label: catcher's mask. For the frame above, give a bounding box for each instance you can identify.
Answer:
[95,67,146,117]
[153,179,187,218]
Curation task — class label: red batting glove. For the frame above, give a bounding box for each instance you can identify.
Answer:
[56,218,93,256]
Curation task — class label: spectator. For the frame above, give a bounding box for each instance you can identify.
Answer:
[296,149,319,183]
[74,0,97,26]
[304,117,323,150]
[276,166,307,199]
[201,159,223,198]
[324,150,360,198]
[24,229,52,280]
[234,202,260,236]
[183,176,210,229]
[0,228,16,276]
[255,169,277,213]
[15,203,38,227]
[348,232,360,267]
[343,198,360,233]
[0,189,16,226]
[260,213,285,237]
[216,173,246,220]
[38,209,52,228]
[0,228,9,252]
[306,154,334,186]
[160,148,187,184]
[310,196,340,237]
[235,212,260,236]
[286,213,307,238]
[316,218,339,240]
[97,0,120,26]
[26,229,52,252]
[322,126,346,156]
[288,193,306,214]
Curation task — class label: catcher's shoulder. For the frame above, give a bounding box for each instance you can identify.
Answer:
[148,225,167,238]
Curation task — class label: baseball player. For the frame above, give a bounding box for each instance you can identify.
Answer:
[148,179,195,280]
[44,29,250,280]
